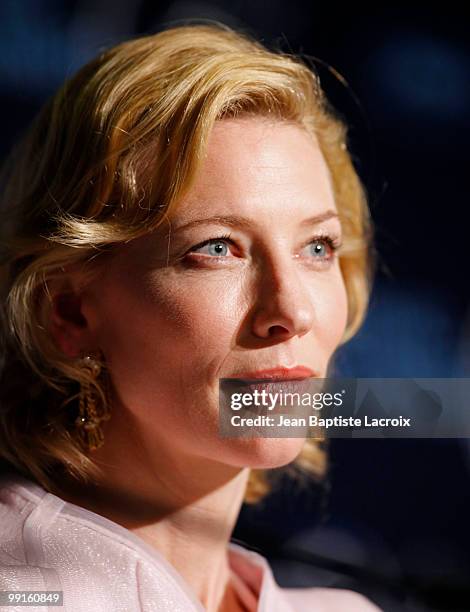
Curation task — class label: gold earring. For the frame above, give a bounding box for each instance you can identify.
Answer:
[75,351,111,451]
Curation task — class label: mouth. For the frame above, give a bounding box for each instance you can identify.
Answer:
[230,365,317,381]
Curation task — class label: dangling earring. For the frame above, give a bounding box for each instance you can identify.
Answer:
[75,351,111,451]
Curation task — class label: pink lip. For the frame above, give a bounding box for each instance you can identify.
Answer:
[232,366,316,380]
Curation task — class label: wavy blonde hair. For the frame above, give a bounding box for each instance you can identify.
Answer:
[0,23,373,503]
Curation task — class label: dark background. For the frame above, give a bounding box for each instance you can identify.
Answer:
[1,2,469,611]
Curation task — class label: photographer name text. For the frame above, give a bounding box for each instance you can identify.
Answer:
[230,415,412,428]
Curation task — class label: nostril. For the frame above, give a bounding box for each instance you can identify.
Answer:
[267,324,291,337]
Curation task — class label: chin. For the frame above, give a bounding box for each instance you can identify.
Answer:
[223,436,307,469]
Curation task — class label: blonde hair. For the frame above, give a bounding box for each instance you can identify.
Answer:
[0,23,373,503]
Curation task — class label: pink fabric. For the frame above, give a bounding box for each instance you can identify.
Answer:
[0,471,381,611]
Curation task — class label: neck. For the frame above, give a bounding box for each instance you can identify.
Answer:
[51,406,252,612]
[131,469,250,610]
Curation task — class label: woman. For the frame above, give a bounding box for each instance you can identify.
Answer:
[0,23,378,611]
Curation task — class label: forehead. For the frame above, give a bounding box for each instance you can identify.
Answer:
[172,117,337,223]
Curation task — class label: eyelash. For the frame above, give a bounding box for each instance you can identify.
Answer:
[187,232,341,261]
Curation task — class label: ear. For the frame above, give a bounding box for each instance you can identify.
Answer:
[47,278,97,359]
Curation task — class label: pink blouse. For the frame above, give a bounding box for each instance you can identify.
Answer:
[0,471,381,611]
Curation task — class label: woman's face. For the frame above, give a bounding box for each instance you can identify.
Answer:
[76,117,348,469]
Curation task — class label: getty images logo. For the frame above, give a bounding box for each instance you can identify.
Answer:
[230,389,346,411]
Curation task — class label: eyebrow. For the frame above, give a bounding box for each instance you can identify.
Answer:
[171,210,340,233]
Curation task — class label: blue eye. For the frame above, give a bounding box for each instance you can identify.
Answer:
[206,240,229,256]
[301,235,340,263]
[190,235,234,257]
[310,240,328,258]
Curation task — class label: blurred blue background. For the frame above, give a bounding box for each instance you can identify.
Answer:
[1,2,469,610]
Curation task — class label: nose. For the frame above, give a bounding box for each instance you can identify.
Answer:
[250,252,315,340]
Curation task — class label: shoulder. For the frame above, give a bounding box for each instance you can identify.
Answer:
[0,473,141,574]
[0,473,204,610]
[282,586,382,611]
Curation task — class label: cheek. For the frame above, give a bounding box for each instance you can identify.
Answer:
[93,270,244,394]
[139,273,244,352]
